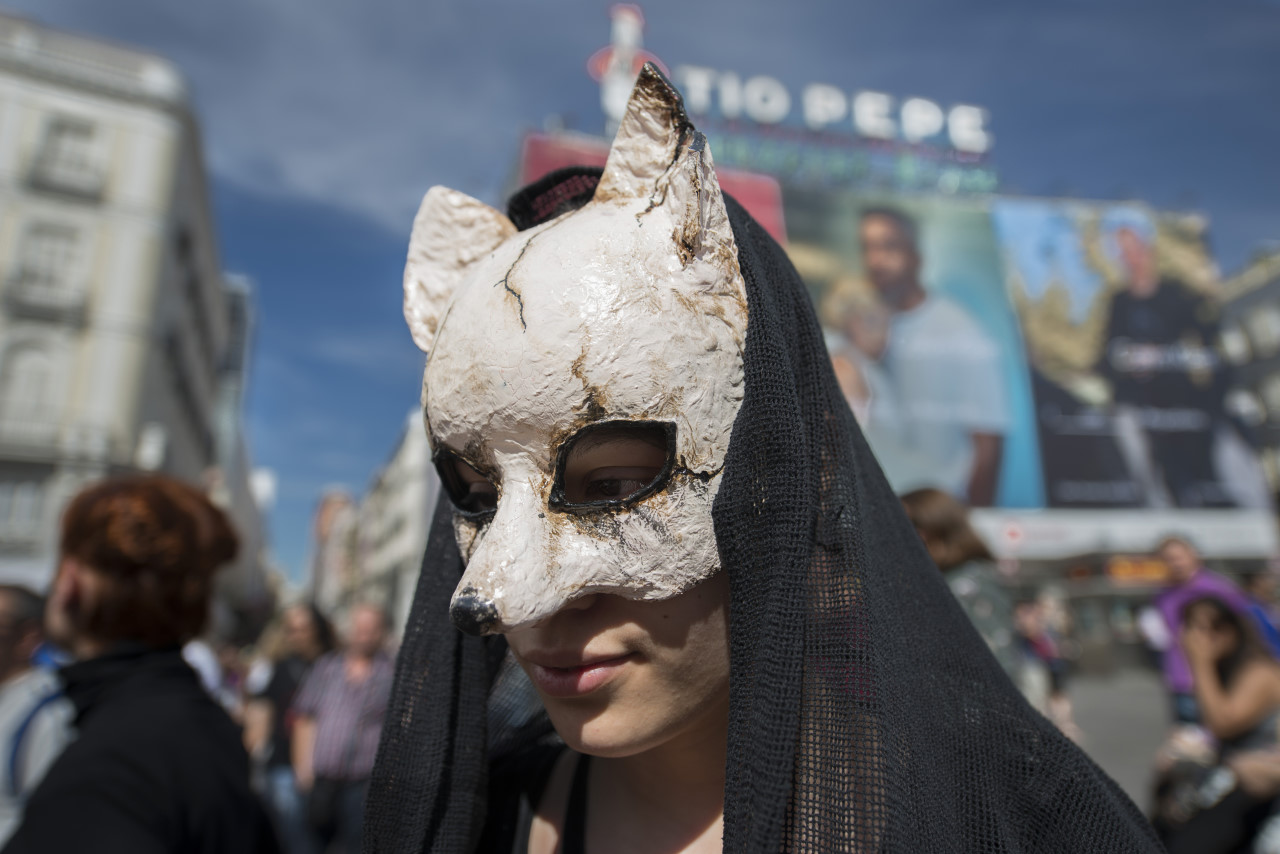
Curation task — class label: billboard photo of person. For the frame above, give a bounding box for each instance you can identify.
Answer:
[853,207,1010,506]
[1097,209,1260,509]
[788,191,1040,509]
[992,199,1269,510]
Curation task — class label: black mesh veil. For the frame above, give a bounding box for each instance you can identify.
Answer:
[363,167,1163,853]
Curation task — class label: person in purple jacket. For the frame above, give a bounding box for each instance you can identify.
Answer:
[1152,535,1253,723]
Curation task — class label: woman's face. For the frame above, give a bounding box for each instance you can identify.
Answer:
[504,570,731,758]
[284,606,320,658]
[455,427,732,755]
[1184,606,1240,660]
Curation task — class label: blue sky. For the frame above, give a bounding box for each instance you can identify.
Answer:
[11,0,1280,580]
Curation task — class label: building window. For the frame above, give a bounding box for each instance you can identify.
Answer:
[0,345,55,422]
[16,222,78,294]
[1247,303,1280,360]
[30,115,104,199]
[0,481,43,541]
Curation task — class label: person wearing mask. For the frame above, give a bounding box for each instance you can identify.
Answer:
[2,475,278,854]
[361,66,1161,854]
[0,586,70,846]
[245,603,335,854]
[1148,536,1253,724]
[291,603,392,854]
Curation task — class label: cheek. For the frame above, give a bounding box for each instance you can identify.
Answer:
[645,578,732,688]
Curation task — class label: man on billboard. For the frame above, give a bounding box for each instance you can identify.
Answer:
[855,207,1009,506]
[1097,213,1234,508]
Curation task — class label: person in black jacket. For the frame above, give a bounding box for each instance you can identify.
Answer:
[2,475,279,854]
[1097,221,1234,508]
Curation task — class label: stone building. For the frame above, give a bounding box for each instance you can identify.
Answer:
[354,410,439,634]
[0,12,270,624]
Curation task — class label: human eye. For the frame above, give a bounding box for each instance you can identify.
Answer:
[582,468,662,502]
[552,421,674,510]
[459,477,498,514]
[436,454,498,517]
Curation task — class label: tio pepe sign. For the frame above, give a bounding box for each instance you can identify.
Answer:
[670,65,993,155]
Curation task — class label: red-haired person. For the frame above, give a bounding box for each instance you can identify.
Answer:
[2,476,278,854]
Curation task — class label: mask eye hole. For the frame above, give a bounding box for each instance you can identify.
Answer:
[436,453,498,519]
[551,421,676,512]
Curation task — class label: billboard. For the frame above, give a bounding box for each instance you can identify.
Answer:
[991,200,1268,510]
[788,189,1040,508]
[787,189,1269,513]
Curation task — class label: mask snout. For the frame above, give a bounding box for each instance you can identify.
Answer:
[450,586,499,636]
[449,475,566,635]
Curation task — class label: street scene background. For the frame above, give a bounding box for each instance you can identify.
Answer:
[0,1,1279,852]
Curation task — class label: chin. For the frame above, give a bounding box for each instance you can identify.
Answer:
[543,700,663,759]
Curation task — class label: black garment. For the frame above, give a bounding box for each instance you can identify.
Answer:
[256,654,310,768]
[1099,280,1233,507]
[3,645,278,854]
[1100,281,1223,411]
[363,72,1162,853]
[560,754,590,854]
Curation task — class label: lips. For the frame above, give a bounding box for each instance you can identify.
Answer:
[521,652,635,698]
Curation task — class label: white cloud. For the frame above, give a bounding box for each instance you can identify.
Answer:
[12,0,598,232]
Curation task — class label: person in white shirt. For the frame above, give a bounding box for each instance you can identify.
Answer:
[0,586,71,846]
[857,207,1010,506]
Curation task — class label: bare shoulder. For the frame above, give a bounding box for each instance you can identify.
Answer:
[526,750,578,854]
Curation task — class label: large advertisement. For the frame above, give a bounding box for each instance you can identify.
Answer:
[786,189,1041,508]
[991,200,1268,510]
[786,190,1268,511]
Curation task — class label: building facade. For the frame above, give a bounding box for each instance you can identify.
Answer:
[305,412,439,636]
[308,488,358,621]
[0,13,269,620]
[354,410,439,634]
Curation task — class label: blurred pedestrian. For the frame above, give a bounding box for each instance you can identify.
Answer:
[1154,596,1280,853]
[901,488,1019,681]
[1013,596,1083,740]
[0,586,71,846]
[1147,536,1252,724]
[291,603,391,854]
[2,475,278,854]
[246,603,335,854]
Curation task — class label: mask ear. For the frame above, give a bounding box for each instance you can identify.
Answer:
[595,63,689,202]
[595,63,739,286]
[404,187,517,354]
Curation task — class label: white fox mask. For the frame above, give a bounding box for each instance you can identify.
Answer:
[404,65,748,635]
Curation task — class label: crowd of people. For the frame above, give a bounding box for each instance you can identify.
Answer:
[5,472,1277,852]
[0,69,1272,854]
[903,492,1280,854]
[0,476,392,854]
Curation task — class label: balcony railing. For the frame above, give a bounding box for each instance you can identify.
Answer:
[4,277,88,325]
[26,160,105,202]
[0,522,40,547]
[0,417,112,460]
